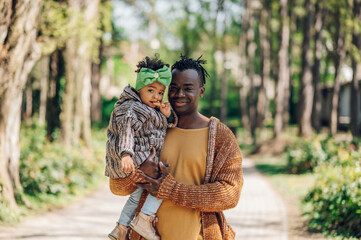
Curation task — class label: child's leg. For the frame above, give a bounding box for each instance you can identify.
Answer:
[117,187,143,226]
[129,195,162,240]
[140,194,163,216]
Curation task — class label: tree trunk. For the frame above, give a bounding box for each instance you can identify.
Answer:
[274,0,290,139]
[351,0,361,137]
[46,50,63,141]
[39,56,49,125]
[238,0,250,130]
[91,40,103,123]
[61,42,76,146]
[220,36,228,123]
[0,0,43,209]
[257,0,271,136]
[209,7,219,117]
[25,79,33,120]
[60,0,100,147]
[330,12,346,135]
[287,0,297,124]
[298,0,314,137]
[311,2,325,132]
[248,20,257,143]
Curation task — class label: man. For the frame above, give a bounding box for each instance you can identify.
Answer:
[109,55,243,240]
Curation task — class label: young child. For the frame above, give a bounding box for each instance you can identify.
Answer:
[105,55,177,240]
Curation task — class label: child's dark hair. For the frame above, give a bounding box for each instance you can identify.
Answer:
[171,54,209,86]
[135,54,169,73]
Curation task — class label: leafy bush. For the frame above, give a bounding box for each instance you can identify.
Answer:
[297,137,361,238]
[285,137,327,173]
[285,136,360,173]
[304,159,361,238]
[19,122,106,196]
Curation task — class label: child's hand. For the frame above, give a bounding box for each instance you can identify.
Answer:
[121,154,135,173]
[159,102,171,118]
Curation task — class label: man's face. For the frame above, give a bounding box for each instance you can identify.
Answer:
[168,69,205,116]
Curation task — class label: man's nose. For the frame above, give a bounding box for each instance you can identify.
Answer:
[175,88,185,97]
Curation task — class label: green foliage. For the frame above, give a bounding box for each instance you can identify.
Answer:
[102,96,118,124]
[39,0,112,59]
[286,136,361,238]
[19,122,106,196]
[285,136,360,173]
[304,157,361,238]
[39,0,69,55]
[285,137,327,173]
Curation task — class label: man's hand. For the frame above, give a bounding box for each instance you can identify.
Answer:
[121,154,135,173]
[136,162,169,196]
[137,148,160,179]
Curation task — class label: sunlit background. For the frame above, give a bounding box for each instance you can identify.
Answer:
[0,0,360,239]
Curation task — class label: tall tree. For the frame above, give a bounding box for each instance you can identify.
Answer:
[330,7,346,135]
[209,1,220,117]
[298,0,314,136]
[60,0,100,147]
[257,0,271,136]
[0,0,43,209]
[46,50,63,141]
[288,0,297,124]
[91,42,103,123]
[311,1,325,132]
[350,0,361,137]
[219,1,228,123]
[25,80,33,120]
[274,0,290,138]
[247,2,257,142]
[39,56,49,125]
[238,0,250,130]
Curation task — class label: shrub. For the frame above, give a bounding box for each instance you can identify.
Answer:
[285,137,327,173]
[303,145,361,238]
[19,122,106,196]
[285,136,360,173]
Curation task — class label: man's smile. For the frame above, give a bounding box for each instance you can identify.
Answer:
[172,99,188,107]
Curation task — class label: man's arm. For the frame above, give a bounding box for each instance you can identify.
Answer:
[138,127,243,212]
[157,139,243,212]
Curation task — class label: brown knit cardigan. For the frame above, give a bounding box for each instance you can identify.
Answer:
[109,117,243,240]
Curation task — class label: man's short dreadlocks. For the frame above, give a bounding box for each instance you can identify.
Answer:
[171,55,209,86]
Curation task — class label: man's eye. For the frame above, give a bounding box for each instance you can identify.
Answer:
[148,89,153,93]
[185,88,193,91]
[159,92,164,95]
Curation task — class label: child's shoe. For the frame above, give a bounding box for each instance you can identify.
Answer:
[108,222,129,240]
[129,212,160,240]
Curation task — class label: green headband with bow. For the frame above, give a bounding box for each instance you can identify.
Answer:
[135,66,172,91]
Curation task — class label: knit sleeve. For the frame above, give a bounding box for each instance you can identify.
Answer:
[167,110,178,128]
[105,106,142,178]
[118,113,136,157]
[157,129,243,212]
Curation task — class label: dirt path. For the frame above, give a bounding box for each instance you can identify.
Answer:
[0,158,290,240]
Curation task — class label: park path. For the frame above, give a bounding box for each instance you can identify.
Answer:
[0,158,288,240]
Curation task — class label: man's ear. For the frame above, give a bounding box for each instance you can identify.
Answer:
[200,86,205,98]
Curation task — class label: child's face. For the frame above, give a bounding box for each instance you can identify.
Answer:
[138,81,166,108]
